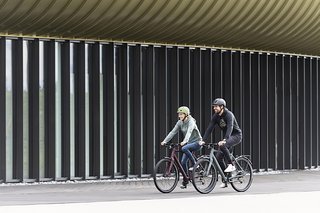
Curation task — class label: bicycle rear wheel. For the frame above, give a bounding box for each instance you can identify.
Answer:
[230,156,253,192]
[192,158,217,194]
[153,158,179,193]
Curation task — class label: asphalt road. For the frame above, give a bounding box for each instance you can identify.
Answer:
[0,169,319,206]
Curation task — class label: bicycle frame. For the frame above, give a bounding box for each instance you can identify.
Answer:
[166,145,189,180]
[205,146,252,183]
[206,147,229,183]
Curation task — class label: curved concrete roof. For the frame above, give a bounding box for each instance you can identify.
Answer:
[0,0,319,56]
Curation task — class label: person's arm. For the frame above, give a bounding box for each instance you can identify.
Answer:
[202,116,216,142]
[162,121,180,144]
[224,113,234,140]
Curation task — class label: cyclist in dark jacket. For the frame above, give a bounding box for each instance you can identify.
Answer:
[200,98,242,188]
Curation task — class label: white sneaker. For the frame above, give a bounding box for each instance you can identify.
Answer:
[188,165,199,171]
[224,164,236,172]
[220,182,228,188]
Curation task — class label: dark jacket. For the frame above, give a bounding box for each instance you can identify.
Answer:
[202,108,242,142]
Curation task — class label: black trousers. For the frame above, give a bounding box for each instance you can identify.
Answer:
[216,134,242,171]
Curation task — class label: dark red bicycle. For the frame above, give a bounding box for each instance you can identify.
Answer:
[153,143,198,193]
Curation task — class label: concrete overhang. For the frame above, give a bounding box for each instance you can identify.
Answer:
[0,0,319,56]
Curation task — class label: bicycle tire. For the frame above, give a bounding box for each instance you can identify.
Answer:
[153,158,179,193]
[192,157,217,194]
[230,156,253,192]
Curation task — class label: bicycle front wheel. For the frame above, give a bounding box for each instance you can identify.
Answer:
[192,158,217,194]
[230,156,253,192]
[153,158,179,193]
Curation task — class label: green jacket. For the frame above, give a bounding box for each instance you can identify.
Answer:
[163,115,202,144]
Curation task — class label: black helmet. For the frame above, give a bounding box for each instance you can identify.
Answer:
[212,98,226,107]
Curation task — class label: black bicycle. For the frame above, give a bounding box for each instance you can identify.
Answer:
[192,143,253,194]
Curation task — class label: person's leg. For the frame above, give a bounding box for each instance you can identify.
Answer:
[220,134,242,164]
[181,142,201,167]
[215,150,228,188]
[180,153,189,188]
[221,135,242,172]
[219,145,232,165]
[180,153,188,176]
[215,151,226,172]
[225,134,242,149]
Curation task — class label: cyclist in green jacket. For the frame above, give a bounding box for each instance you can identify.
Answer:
[161,106,203,189]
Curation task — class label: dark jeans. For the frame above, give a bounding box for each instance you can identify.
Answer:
[181,140,201,179]
[216,134,242,172]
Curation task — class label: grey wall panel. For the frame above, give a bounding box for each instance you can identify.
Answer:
[61,41,70,179]
[213,50,223,143]
[154,46,167,162]
[305,58,312,168]
[141,45,155,175]
[284,56,291,170]
[0,37,6,182]
[166,47,179,146]
[102,43,115,178]
[318,59,320,168]
[28,39,40,181]
[200,49,213,156]
[88,43,100,178]
[73,42,86,179]
[276,55,284,170]
[317,59,320,168]
[267,54,276,170]
[222,51,232,109]
[43,40,56,180]
[259,53,268,171]
[179,48,190,107]
[242,52,252,158]
[311,59,318,168]
[115,44,128,177]
[190,48,201,139]
[12,38,23,180]
[232,51,242,157]
[251,53,260,171]
[130,44,142,177]
[298,57,306,169]
[291,56,298,169]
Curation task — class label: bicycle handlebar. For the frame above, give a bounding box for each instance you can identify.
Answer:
[203,142,219,149]
[163,142,218,149]
[163,143,179,149]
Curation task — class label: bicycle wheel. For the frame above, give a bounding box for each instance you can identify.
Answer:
[153,158,179,193]
[230,156,253,192]
[192,157,217,194]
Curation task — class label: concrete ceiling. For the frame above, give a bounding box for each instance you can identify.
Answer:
[0,0,320,56]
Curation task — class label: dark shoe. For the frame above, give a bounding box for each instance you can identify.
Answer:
[220,182,228,188]
[180,181,188,189]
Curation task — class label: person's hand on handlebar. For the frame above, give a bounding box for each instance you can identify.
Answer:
[161,141,167,146]
[180,141,187,146]
[218,139,226,146]
[198,140,205,146]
